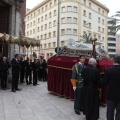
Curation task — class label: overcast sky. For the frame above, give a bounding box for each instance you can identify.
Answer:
[26,0,119,16]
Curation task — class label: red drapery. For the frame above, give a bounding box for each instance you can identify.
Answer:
[47,55,114,100]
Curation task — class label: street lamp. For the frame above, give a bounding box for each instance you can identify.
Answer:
[57,0,60,53]
[90,38,97,59]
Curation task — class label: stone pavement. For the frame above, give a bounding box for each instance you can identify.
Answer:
[0,81,107,120]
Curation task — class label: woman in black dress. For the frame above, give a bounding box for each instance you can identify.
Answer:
[81,58,100,120]
[42,59,47,81]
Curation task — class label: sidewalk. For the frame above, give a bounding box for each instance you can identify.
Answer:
[0,81,106,120]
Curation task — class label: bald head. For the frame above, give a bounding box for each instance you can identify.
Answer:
[3,57,7,62]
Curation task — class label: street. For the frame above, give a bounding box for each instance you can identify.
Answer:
[0,81,106,120]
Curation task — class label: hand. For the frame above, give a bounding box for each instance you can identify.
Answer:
[73,87,76,91]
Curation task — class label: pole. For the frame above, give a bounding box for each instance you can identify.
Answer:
[2,37,5,56]
[57,0,60,53]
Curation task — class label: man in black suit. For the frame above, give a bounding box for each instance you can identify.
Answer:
[32,58,39,86]
[19,57,25,83]
[0,57,9,90]
[25,57,32,85]
[103,55,120,120]
[11,54,21,92]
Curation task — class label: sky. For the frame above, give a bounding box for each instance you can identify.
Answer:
[26,0,119,16]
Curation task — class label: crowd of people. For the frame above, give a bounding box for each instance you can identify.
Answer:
[71,55,120,120]
[0,54,47,92]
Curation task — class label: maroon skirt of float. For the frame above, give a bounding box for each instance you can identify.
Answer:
[47,55,113,103]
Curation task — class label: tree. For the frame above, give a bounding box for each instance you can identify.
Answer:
[80,31,92,43]
[110,11,120,33]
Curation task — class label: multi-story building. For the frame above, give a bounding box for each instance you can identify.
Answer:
[107,17,116,57]
[26,0,109,60]
[116,34,120,55]
[0,0,25,60]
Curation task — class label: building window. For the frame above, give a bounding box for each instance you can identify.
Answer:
[45,14,47,20]
[67,29,72,34]
[73,29,77,35]
[50,2,52,7]
[89,13,91,18]
[33,29,35,34]
[49,12,52,18]
[102,37,104,41]
[83,0,86,5]
[27,16,29,20]
[46,5,48,10]
[67,6,72,11]
[44,34,47,39]
[33,21,35,26]
[37,27,39,32]
[38,9,40,14]
[37,36,39,39]
[67,17,72,23]
[41,16,43,22]
[94,34,96,38]
[61,29,65,35]
[89,2,91,8]
[38,18,40,23]
[49,22,52,28]
[41,35,43,39]
[45,24,47,29]
[98,27,100,32]
[61,41,65,46]
[53,31,56,37]
[53,20,56,26]
[27,31,29,36]
[73,6,77,12]
[31,14,32,18]
[30,22,32,27]
[44,44,46,48]
[83,10,86,16]
[49,32,51,38]
[41,26,43,31]
[98,35,101,40]
[54,10,57,16]
[27,24,29,28]
[73,17,77,23]
[98,17,100,23]
[89,23,91,28]
[102,28,104,33]
[83,20,86,26]
[42,7,44,12]
[62,7,65,12]
[102,10,104,15]
[98,8,100,13]
[102,19,104,24]
[48,43,51,48]
[61,18,65,23]
[53,42,56,47]
[54,0,57,4]
[34,12,35,17]
[30,30,32,35]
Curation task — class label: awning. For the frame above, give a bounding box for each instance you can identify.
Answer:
[0,33,40,47]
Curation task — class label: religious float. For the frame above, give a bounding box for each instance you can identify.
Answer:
[47,39,113,104]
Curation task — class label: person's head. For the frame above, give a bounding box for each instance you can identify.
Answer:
[114,55,120,64]
[3,57,7,62]
[27,57,29,61]
[15,54,20,60]
[34,58,37,62]
[88,58,97,67]
[20,57,23,61]
[79,55,85,63]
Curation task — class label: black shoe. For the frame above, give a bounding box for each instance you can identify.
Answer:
[75,111,81,115]
[12,90,16,92]
[2,88,6,90]
[29,82,32,84]
[16,88,22,91]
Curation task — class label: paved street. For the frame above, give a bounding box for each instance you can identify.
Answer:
[0,81,106,120]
